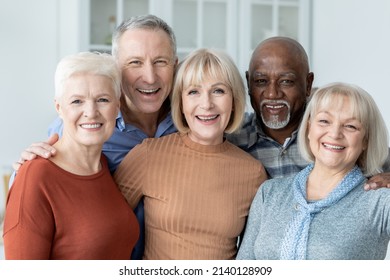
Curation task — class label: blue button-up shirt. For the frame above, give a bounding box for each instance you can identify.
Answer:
[226,112,309,179]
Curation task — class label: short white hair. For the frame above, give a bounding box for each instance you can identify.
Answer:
[54,52,121,99]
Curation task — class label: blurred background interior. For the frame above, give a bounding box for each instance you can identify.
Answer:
[1,0,390,259]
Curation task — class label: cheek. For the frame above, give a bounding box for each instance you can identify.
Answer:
[122,69,136,84]
[181,96,192,113]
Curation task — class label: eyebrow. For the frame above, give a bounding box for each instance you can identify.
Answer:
[188,82,228,88]
[252,71,297,78]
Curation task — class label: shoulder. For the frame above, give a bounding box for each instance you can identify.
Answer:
[226,141,257,161]
[259,175,295,198]
[17,157,53,178]
[10,158,54,200]
[139,133,181,150]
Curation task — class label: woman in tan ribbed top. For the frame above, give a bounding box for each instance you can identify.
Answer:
[114,48,267,260]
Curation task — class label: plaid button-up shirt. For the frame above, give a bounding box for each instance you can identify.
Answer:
[226,112,309,179]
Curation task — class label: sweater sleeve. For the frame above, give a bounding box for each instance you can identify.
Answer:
[236,181,269,260]
[368,188,390,237]
[113,142,147,209]
[3,162,54,259]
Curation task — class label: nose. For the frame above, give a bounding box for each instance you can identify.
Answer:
[142,62,157,84]
[328,124,343,139]
[199,93,214,110]
[84,101,99,118]
[263,81,282,99]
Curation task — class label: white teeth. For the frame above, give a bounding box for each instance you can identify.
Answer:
[197,115,218,121]
[139,88,158,94]
[266,104,284,109]
[323,143,344,150]
[81,123,101,129]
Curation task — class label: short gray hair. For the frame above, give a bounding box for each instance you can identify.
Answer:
[298,82,389,176]
[112,14,177,59]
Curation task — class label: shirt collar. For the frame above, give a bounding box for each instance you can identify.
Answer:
[249,114,299,148]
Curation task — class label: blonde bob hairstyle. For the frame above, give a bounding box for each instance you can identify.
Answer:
[298,82,389,176]
[171,48,246,134]
[54,52,121,100]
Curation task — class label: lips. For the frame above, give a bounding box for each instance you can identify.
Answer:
[322,143,345,150]
[138,88,159,95]
[196,115,219,122]
[265,104,285,110]
[80,123,102,129]
[261,100,289,114]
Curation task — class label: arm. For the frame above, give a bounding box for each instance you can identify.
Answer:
[236,183,267,260]
[113,143,147,209]
[3,162,54,259]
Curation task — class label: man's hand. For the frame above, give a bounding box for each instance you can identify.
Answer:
[364,172,390,190]
[13,134,59,172]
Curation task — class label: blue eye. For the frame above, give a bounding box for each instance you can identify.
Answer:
[71,99,82,104]
[128,60,142,66]
[345,124,358,131]
[188,90,198,95]
[98,98,110,103]
[154,59,169,66]
[213,88,225,94]
[318,119,329,124]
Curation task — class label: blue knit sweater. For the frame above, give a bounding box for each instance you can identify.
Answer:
[237,175,390,260]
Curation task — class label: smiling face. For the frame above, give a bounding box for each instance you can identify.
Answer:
[247,38,313,135]
[56,73,119,148]
[182,76,233,145]
[116,28,177,114]
[307,96,366,174]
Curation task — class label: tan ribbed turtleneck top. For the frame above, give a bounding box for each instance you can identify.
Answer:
[114,132,266,259]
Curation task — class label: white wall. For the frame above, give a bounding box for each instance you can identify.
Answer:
[311,0,390,142]
[0,0,59,210]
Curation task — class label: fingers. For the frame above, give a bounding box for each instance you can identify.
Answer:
[26,142,57,158]
[13,134,59,172]
[47,133,59,146]
[364,173,390,190]
[13,152,37,172]
[12,161,23,172]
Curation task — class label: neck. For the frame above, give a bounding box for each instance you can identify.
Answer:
[306,165,351,200]
[261,122,298,145]
[50,138,102,175]
[120,98,170,138]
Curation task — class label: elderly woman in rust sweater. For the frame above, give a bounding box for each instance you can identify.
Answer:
[114,48,267,260]
[3,52,139,259]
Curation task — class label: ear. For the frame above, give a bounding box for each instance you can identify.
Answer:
[306,72,314,97]
[362,137,368,151]
[306,119,312,140]
[245,71,250,95]
[54,99,63,119]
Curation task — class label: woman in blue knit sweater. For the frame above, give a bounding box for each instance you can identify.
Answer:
[237,82,390,259]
